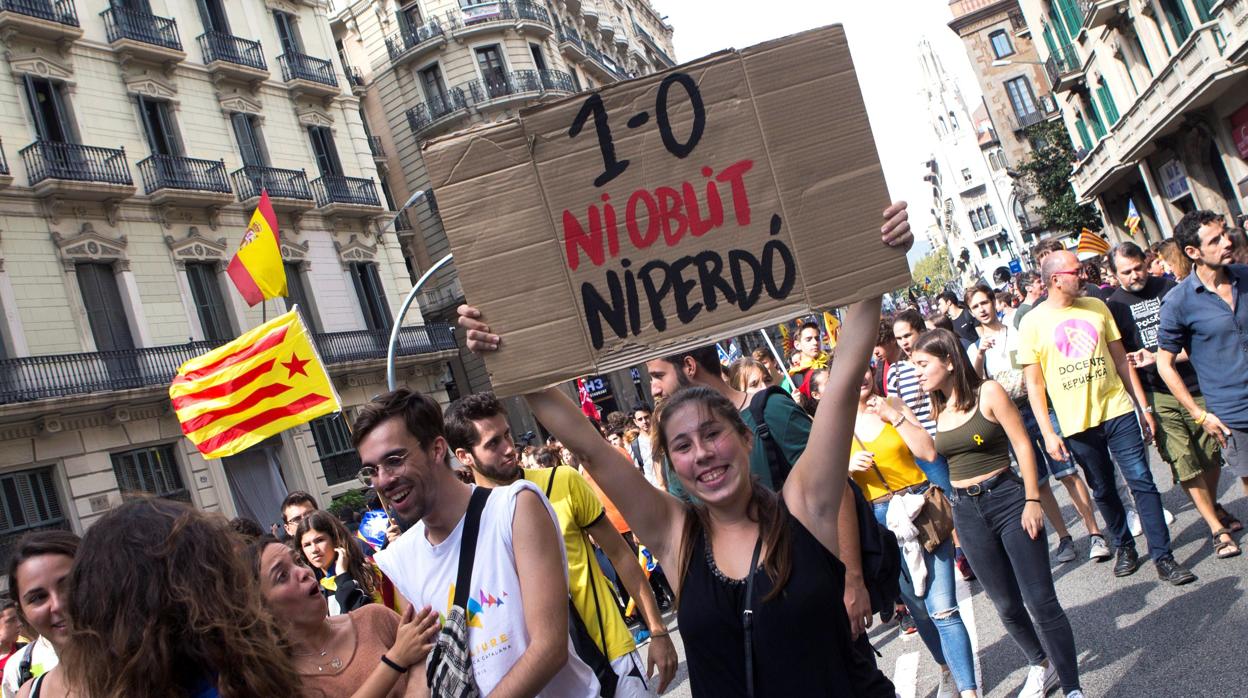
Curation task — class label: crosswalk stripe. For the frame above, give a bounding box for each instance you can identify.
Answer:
[893,651,920,698]
[956,574,983,691]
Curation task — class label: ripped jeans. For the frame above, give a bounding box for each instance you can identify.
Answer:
[873,494,977,692]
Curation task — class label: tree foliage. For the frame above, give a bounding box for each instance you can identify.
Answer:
[1018,120,1102,234]
[911,245,954,291]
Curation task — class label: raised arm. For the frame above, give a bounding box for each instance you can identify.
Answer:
[781,296,882,552]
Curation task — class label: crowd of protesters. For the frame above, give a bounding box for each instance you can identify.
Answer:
[2,205,1246,698]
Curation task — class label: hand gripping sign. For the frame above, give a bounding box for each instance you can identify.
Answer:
[423,25,910,396]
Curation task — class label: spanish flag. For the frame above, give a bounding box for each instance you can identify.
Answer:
[227,190,287,306]
[1076,228,1110,257]
[170,309,340,459]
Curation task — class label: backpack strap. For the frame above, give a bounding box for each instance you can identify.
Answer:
[749,387,795,489]
[544,464,559,499]
[452,487,492,610]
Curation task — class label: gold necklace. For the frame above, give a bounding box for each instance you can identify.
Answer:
[292,624,344,673]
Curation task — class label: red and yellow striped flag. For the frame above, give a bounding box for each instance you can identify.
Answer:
[823,311,841,350]
[170,309,339,459]
[227,190,287,306]
[1076,228,1110,256]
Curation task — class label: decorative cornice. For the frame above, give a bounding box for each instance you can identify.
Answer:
[333,234,377,268]
[51,223,129,272]
[165,226,228,269]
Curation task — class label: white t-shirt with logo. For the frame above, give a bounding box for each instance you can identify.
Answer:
[375,480,599,697]
[1,636,58,698]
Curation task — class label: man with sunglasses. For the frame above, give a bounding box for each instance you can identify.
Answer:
[1017,250,1196,586]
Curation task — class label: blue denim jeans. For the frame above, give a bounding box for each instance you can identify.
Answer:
[914,454,953,493]
[874,493,977,692]
[950,472,1081,693]
[1064,412,1173,561]
[1017,403,1078,480]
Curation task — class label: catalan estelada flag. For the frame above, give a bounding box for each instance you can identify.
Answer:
[1076,228,1110,256]
[823,311,841,350]
[170,309,339,459]
[227,190,287,306]
[1124,200,1141,236]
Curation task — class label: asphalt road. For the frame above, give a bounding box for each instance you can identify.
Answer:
[643,449,1248,697]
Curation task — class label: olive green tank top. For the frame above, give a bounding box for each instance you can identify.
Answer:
[934,407,1011,481]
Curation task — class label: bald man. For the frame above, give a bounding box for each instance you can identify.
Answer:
[1016,251,1195,586]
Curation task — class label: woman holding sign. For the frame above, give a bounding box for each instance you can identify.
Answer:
[459,203,911,696]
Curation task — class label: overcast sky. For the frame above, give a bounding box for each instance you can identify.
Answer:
[651,0,986,263]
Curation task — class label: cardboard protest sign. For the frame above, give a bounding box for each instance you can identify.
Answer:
[423,24,910,396]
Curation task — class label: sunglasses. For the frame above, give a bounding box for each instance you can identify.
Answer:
[1051,270,1080,278]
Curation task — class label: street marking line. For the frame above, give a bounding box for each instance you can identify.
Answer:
[893,650,919,698]
[956,574,983,691]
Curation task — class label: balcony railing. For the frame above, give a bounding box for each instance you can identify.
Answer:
[368,136,385,158]
[1044,42,1082,86]
[1011,95,1060,131]
[385,17,445,62]
[459,0,513,27]
[313,323,457,365]
[558,26,585,51]
[20,141,132,186]
[514,0,550,26]
[0,139,8,176]
[586,43,628,80]
[0,324,458,404]
[633,21,674,66]
[100,6,181,51]
[346,66,365,89]
[393,209,413,232]
[230,165,312,201]
[0,0,79,26]
[137,155,230,195]
[406,87,471,134]
[198,31,265,71]
[466,68,576,102]
[278,52,338,87]
[312,174,381,207]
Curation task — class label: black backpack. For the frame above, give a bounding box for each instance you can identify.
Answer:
[748,388,901,614]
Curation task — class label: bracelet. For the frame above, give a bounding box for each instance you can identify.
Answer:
[890,412,905,427]
[1195,411,1208,425]
[1025,498,1041,504]
[649,630,671,638]
[380,655,407,674]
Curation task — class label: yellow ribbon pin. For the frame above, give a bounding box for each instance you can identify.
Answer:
[973,434,984,446]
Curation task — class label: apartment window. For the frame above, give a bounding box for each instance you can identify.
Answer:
[196,0,230,33]
[185,262,232,343]
[309,414,361,485]
[1005,76,1038,119]
[419,64,448,104]
[349,262,390,331]
[283,262,319,333]
[273,10,302,54]
[475,44,507,95]
[985,204,997,225]
[529,43,547,71]
[399,1,423,29]
[137,95,182,157]
[22,76,73,143]
[308,126,343,177]
[378,175,398,211]
[569,67,582,91]
[231,113,268,167]
[111,444,189,502]
[989,30,1013,59]
[76,263,134,352]
[1074,118,1092,151]
[949,112,959,130]
[961,168,972,182]
[1096,79,1120,125]
[978,241,990,258]
[1158,0,1192,45]
[0,467,68,572]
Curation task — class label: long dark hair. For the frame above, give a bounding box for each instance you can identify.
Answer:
[60,498,300,698]
[913,329,981,415]
[654,386,792,602]
[295,511,377,596]
[6,530,79,622]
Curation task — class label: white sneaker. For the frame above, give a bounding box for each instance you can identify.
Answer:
[1127,510,1143,537]
[1017,662,1058,698]
[1066,691,1085,698]
[937,669,954,698]
[1088,534,1111,562]
[1163,508,1175,526]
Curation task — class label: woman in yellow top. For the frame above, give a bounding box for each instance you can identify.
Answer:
[853,364,978,698]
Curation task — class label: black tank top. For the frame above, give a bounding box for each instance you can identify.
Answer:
[676,506,894,697]
[935,405,1011,481]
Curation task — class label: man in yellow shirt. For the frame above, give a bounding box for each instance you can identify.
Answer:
[445,392,677,696]
[1017,250,1195,586]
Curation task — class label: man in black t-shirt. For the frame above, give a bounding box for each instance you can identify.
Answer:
[1106,242,1240,557]
[936,290,979,345]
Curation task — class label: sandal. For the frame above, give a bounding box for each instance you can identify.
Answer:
[1212,528,1241,559]
[1214,504,1243,533]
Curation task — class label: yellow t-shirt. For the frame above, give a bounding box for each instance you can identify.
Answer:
[1016,298,1134,435]
[850,423,928,501]
[523,466,635,662]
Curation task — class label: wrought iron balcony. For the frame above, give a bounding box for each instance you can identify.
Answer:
[393,209,413,232]
[633,21,675,67]
[406,87,471,135]
[278,52,338,88]
[585,44,628,81]
[0,139,9,176]
[313,323,457,365]
[197,31,266,72]
[1010,95,1061,132]
[386,17,446,64]
[514,0,551,28]
[312,174,381,208]
[558,26,585,51]
[458,0,513,27]
[368,136,385,159]
[101,6,182,52]
[466,68,576,102]
[21,141,132,186]
[0,325,458,405]
[230,165,313,202]
[346,66,366,91]
[138,155,231,194]
[1044,42,1083,90]
[0,0,78,27]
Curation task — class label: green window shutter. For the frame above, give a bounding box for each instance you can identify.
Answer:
[1075,120,1092,151]
[1097,84,1120,124]
[1161,0,1193,44]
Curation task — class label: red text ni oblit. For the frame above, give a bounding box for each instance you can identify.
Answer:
[561,159,754,271]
